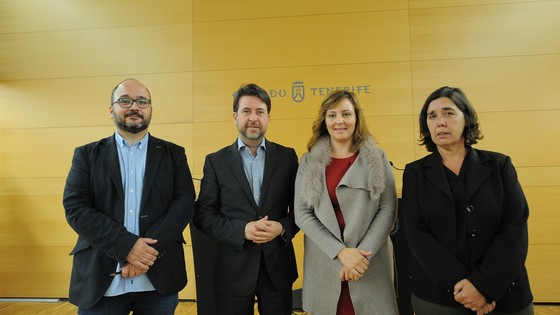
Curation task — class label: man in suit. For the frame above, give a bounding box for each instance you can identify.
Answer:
[63,78,195,314]
[194,83,299,315]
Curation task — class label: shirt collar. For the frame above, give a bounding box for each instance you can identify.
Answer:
[237,137,266,152]
[114,132,149,150]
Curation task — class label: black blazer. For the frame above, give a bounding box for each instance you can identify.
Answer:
[193,140,299,294]
[401,148,533,312]
[63,134,196,309]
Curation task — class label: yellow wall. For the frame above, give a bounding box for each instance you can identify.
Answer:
[1,0,559,302]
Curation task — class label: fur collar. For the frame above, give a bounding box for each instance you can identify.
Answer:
[301,136,386,206]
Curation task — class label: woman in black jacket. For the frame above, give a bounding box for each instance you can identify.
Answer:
[401,86,534,315]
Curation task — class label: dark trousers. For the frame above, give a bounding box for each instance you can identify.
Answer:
[216,254,292,315]
[78,291,178,315]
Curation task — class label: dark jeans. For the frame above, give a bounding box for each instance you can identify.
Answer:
[412,293,534,315]
[78,291,178,315]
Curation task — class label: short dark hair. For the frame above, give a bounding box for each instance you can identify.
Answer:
[232,83,271,113]
[419,86,483,152]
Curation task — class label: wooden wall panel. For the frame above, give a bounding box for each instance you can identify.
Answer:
[409,0,546,9]
[411,55,560,114]
[193,10,410,71]
[0,0,193,33]
[193,62,413,124]
[410,2,560,60]
[517,167,560,187]
[0,246,72,297]
[364,115,416,192]
[0,24,192,80]
[0,73,193,129]
[526,245,560,302]
[525,187,560,245]
[193,0,408,21]
[475,111,560,166]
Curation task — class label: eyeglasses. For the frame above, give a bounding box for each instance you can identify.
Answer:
[112,97,151,109]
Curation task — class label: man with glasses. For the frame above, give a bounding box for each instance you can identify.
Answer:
[63,78,195,314]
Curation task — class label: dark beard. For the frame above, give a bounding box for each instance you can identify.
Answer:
[113,112,151,134]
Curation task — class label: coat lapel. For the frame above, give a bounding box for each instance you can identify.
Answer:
[227,141,258,209]
[465,149,492,202]
[99,135,124,201]
[141,135,163,210]
[424,152,453,200]
[258,140,275,211]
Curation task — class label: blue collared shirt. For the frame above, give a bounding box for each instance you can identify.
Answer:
[237,137,266,205]
[105,132,155,296]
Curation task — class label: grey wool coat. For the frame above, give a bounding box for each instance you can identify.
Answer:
[294,137,399,315]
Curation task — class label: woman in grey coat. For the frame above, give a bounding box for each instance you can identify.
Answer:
[294,90,399,315]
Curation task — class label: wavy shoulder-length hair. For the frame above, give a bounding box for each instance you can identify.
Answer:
[419,86,483,152]
[307,90,371,152]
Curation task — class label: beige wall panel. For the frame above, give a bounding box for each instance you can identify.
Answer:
[526,244,560,302]
[193,10,410,71]
[193,0,408,22]
[410,2,560,60]
[192,122,239,176]
[265,118,314,159]
[364,115,416,193]
[0,195,74,247]
[0,73,193,129]
[0,178,65,196]
[411,55,560,114]
[0,246,72,297]
[0,24,192,80]
[475,111,560,166]
[0,126,114,179]
[412,111,560,167]
[0,0,193,33]
[517,167,560,188]
[410,0,546,9]
[193,62,413,123]
[525,187,560,245]
[0,124,193,180]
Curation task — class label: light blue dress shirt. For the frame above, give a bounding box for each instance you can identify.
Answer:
[237,137,266,205]
[105,132,156,296]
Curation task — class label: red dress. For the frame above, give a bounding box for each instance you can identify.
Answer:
[326,153,357,315]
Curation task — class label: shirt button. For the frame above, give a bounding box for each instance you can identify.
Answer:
[466,205,474,213]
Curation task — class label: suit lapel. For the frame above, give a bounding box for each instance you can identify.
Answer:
[99,135,124,201]
[424,152,453,200]
[228,142,258,209]
[465,149,492,202]
[141,135,163,209]
[258,140,275,211]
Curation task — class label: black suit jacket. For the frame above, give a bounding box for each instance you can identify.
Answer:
[401,148,533,312]
[63,134,195,309]
[193,140,299,294]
